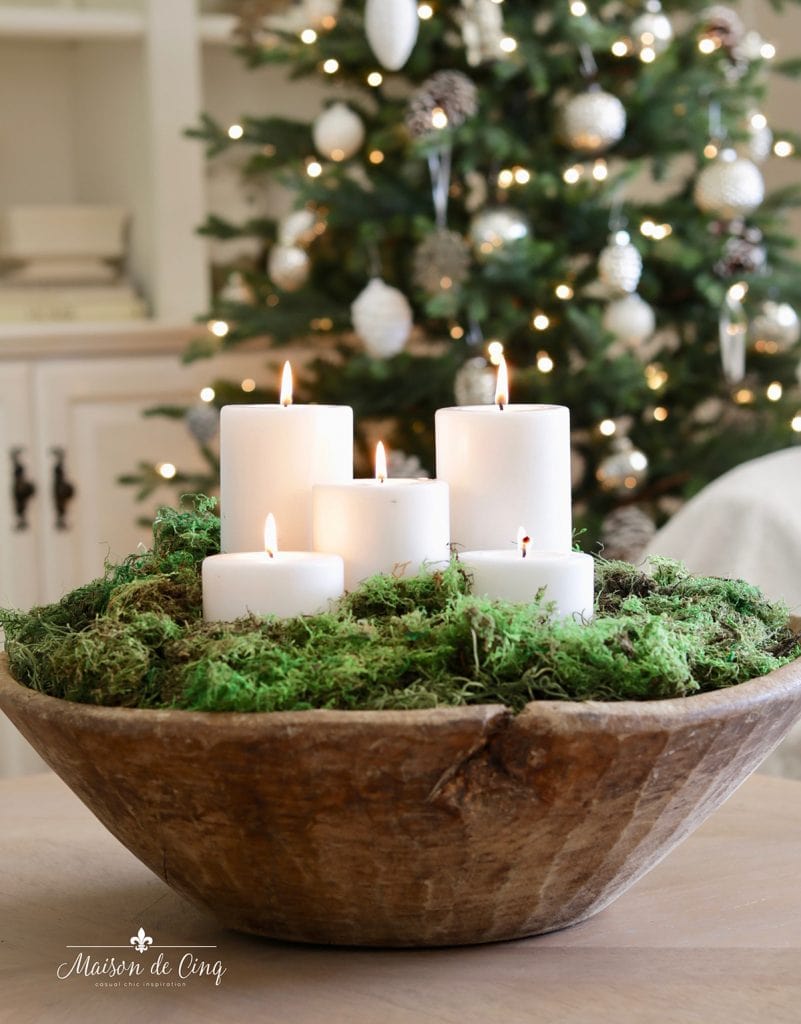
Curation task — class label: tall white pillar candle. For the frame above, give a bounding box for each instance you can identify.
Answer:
[312,442,450,591]
[435,359,572,551]
[220,362,353,552]
[461,531,594,621]
[203,514,344,621]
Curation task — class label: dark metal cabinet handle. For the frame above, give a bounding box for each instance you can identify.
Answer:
[10,447,36,532]
[51,448,76,531]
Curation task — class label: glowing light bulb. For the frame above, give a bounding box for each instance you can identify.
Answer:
[199,387,215,403]
[431,107,449,129]
[774,140,794,158]
[241,378,256,393]
[322,58,339,74]
[367,71,383,87]
[599,419,616,436]
[157,462,176,480]
[532,313,550,331]
[499,36,517,52]
[767,382,783,402]
[227,124,244,140]
[209,319,229,338]
[487,340,504,364]
[536,351,554,373]
[611,40,629,57]
[300,28,317,43]
[555,283,574,300]
[418,3,433,18]
[306,160,323,178]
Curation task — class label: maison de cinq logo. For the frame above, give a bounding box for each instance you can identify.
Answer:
[56,927,227,988]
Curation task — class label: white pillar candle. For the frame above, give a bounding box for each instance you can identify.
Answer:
[461,530,594,621]
[435,357,572,552]
[203,514,344,621]
[220,362,353,552]
[312,442,451,591]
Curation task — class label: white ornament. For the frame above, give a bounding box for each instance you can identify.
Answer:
[561,88,626,154]
[364,0,419,71]
[632,2,673,56]
[750,301,800,352]
[279,209,319,247]
[458,0,506,66]
[267,244,309,292]
[469,207,529,260]
[603,293,655,350]
[596,437,649,494]
[747,113,773,164]
[312,103,365,162]
[598,231,642,294]
[219,271,251,304]
[694,150,765,219]
[454,357,496,405]
[351,278,413,358]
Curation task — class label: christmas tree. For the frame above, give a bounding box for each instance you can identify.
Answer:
[128,0,801,548]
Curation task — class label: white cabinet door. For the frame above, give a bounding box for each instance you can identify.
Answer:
[0,361,47,776]
[34,350,263,599]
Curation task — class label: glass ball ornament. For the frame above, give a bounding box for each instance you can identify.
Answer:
[351,277,413,358]
[631,1,673,56]
[454,357,496,405]
[603,293,656,350]
[749,301,800,353]
[469,207,529,260]
[560,88,626,154]
[267,244,310,292]
[694,150,765,219]
[185,404,220,445]
[312,103,365,162]
[598,231,643,294]
[596,437,649,494]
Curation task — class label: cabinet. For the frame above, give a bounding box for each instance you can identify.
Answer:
[0,328,269,775]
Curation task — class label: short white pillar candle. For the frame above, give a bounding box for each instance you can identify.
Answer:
[220,362,353,553]
[435,357,572,552]
[460,529,594,621]
[312,442,451,592]
[203,514,345,621]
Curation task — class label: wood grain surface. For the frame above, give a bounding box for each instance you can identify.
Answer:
[1,771,800,1024]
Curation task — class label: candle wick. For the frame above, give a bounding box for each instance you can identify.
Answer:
[498,402,505,412]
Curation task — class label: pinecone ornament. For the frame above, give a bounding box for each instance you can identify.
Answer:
[413,229,471,294]
[598,232,643,294]
[185,404,220,445]
[699,5,744,53]
[406,71,478,139]
[714,233,767,277]
[601,505,656,562]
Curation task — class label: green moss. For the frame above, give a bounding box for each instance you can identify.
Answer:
[1,495,798,713]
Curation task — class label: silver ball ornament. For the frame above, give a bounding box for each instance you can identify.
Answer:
[267,244,310,292]
[279,209,320,247]
[596,437,649,494]
[312,103,365,162]
[469,207,529,260]
[632,3,673,56]
[351,278,413,358]
[598,232,643,294]
[561,88,626,154]
[603,293,655,350]
[749,301,800,353]
[454,357,496,405]
[185,404,220,445]
[694,151,765,219]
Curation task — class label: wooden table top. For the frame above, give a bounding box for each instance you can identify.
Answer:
[1,771,800,1024]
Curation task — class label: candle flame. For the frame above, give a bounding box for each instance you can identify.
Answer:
[495,355,509,410]
[264,513,278,557]
[280,361,293,407]
[517,526,531,559]
[375,441,388,483]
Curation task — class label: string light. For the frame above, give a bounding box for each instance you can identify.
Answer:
[262,143,276,157]
[367,71,383,87]
[306,160,323,177]
[755,338,779,354]
[641,220,655,237]
[653,406,669,421]
[369,149,385,164]
[640,46,656,63]
[418,3,433,18]
[645,364,669,389]
[698,37,718,54]
[536,350,554,373]
[487,340,504,364]
[199,387,215,403]
[599,419,617,436]
[727,281,748,303]
[555,283,573,300]
[300,28,317,43]
[703,142,719,159]
[751,112,768,130]
[227,124,244,140]
[320,14,336,29]
[499,36,517,52]
[498,168,514,188]
[774,140,794,158]
[734,388,754,404]
[792,413,801,432]
[761,42,776,59]
[450,324,464,339]
[431,107,449,129]
[322,58,339,74]
[156,462,177,480]
[241,378,256,393]
[266,294,279,307]
[563,165,582,184]
[611,40,629,56]
[570,0,587,15]
[514,167,531,184]
[208,320,229,338]
[532,313,550,330]
[651,223,672,240]
[592,159,608,181]
[767,381,783,401]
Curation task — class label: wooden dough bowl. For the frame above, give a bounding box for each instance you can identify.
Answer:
[2,651,801,947]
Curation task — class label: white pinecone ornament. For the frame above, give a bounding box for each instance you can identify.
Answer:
[351,278,413,358]
[267,245,310,292]
[598,232,643,294]
[561,87,626,154]
[694,150,764,219]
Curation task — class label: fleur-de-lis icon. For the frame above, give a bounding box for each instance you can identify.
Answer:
[130,927,153,954]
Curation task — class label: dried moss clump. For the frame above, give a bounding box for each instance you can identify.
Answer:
[1,496,798,713]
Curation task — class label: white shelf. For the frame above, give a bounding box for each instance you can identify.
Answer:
[0,319,198,359]
[0,5,143,40]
